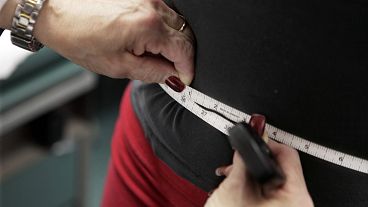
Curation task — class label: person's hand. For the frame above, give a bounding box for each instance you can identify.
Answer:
[205,140,314,207]
[29,0,194,84]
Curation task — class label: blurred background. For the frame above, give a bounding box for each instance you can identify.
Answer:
[0,31,129,207]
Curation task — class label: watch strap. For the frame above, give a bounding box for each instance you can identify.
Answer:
[11,0,45,52]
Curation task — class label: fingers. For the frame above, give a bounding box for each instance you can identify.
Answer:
[268,140,305,184]
[268,140,301,169]
[144,0,195,84]
[228,151,248,179]
[122,53,177,83]
[159,28,195,85]
[215,152,246,179]
[267,140,312,204]
[216,165,233,177]
[215,151,262,202]
[141,23,194,84]
[262,130,269,143]
[132,17,194,84]
[154,0,185,31]
[121,6,195,84]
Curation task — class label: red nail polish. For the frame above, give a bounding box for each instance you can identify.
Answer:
[249,114,266,137]
[165,76,185,92]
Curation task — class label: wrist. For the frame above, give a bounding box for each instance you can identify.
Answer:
[0,0,20,29]
[32,0,54,44]
[33,0,72,48]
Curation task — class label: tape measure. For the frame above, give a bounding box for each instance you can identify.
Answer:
[159,84,368,174]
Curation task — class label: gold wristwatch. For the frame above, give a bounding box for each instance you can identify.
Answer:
[11,0,45,52]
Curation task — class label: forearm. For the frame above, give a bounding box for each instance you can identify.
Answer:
[0,0,194,84]
[0,0,19,29]
[0,0,8,13]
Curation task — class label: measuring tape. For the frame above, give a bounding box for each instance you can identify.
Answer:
[159,84,368,174]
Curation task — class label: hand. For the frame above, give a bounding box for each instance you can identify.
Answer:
[12,0,194,84]
[205,140,314,207]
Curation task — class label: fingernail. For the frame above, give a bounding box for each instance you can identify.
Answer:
[249,114,266,137]
[165,76,185,92]
[215,168,222,176]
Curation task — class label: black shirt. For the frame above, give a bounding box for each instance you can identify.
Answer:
[132,0,368,206]
[138,0,368,206]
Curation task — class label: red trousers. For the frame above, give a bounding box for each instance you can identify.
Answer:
[101,84,208,207]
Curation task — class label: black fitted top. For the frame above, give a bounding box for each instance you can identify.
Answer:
[132,0,368,206]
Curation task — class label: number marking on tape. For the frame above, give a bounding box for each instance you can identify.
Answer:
[159,84,368,174]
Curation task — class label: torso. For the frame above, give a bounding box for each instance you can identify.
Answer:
[132,0,368,206]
